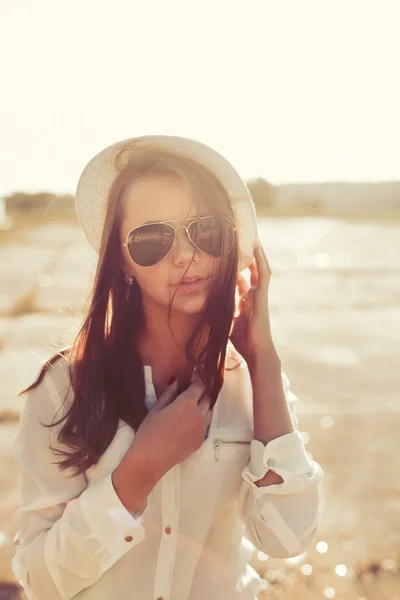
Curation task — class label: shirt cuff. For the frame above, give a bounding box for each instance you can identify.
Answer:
[79,473,147,557]
[242,430,321,497]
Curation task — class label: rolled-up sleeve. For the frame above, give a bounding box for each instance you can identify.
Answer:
[11,367,148,600]
[238,372,324,558]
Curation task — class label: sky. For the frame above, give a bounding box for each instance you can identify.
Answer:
[1,0,400,196]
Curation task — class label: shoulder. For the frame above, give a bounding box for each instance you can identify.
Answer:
[18,347,74,419]
[12,349,77,460]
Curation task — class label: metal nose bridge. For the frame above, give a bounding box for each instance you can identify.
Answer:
[172,223,195,247]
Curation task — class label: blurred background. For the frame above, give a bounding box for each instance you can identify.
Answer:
[1,1,399,598]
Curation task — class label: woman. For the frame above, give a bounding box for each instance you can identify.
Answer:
[11,135,324,600]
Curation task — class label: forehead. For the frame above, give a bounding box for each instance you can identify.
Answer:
[122,173,209,228]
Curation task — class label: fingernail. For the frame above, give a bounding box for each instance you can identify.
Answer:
[168,376,176,385]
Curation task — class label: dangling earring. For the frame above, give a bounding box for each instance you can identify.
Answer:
[125,274,134,285]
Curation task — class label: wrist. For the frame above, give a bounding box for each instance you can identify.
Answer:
[247,344,281,375]
[112,449,163,514]
[127,449,164,489]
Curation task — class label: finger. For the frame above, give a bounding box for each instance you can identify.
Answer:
[204,408,213,428]
[248,258,259,287]
[152,378,179,412]
[254,244,270,289]
[236,274,250,297]
[198,391,212,415]
[240,286,255,313]
[181,370,206,402]
[259,243,272,274]
[255,240,270,272]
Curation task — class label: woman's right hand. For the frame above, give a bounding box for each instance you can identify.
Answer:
[128,371,213,478]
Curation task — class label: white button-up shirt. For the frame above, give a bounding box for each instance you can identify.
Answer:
[11,349,324,600]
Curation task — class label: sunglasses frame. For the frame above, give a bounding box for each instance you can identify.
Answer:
[121,215,236,267]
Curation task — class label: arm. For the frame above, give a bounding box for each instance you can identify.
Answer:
[11,367,158,600]
[238,359,324,558]
[250,350,295,487]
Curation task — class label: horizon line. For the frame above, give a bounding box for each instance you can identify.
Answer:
[3,177,400,198]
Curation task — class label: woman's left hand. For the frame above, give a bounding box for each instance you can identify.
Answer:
[229,239,275,366]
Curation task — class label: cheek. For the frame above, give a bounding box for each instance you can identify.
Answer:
[133,264,171,297]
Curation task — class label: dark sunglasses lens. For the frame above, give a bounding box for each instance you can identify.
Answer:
[127,224,174,266]
[188,217,234,257]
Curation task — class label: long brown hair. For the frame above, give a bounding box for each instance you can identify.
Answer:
[19,141,241,477]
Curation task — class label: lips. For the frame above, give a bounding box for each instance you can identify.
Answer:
[176,276,210,292]
[181,277,203,284]
[176,275,207,285]
[182,275,205,283]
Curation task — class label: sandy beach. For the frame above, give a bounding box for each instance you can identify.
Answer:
[1,216,399,599]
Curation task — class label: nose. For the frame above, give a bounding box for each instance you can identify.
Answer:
[171,225,199,264]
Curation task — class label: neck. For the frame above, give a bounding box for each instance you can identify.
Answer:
[137,296,203,371]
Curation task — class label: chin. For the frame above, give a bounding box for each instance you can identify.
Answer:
[171,291,209,314]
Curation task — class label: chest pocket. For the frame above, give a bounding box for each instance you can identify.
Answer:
[213,437,251,460]
[201,435,251,461]
[197,432,252,513]
[202,361,254,462]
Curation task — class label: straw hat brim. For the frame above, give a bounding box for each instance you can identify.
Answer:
[74,135,259,273]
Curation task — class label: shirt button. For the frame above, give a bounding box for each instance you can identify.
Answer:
[267,458,276,467]
[124,535,133,542]
[165,527,172,535]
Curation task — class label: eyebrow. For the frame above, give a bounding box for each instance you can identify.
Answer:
[142,213,210,225]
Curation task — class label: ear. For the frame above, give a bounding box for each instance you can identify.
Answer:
[120,262,131,276]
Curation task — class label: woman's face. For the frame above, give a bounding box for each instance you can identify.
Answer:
[120,173,219,314]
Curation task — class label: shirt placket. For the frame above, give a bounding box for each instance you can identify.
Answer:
[154,463,181,600]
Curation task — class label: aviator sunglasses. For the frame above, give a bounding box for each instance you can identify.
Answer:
[122,215,236,267]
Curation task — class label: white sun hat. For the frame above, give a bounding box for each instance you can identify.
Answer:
[74,135,259,273]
